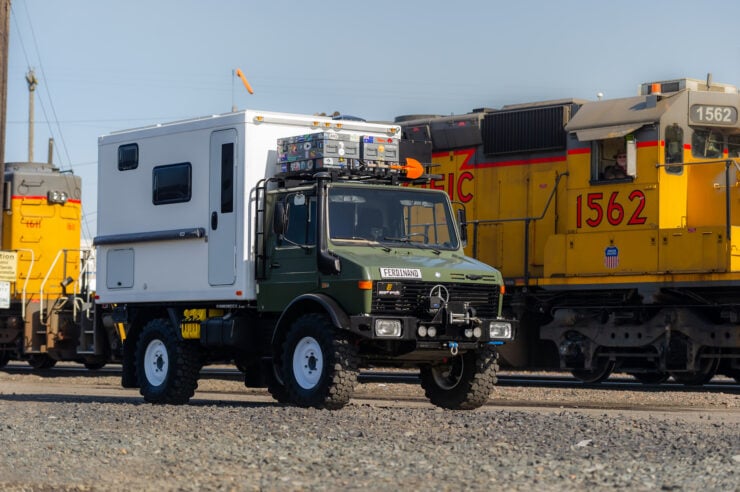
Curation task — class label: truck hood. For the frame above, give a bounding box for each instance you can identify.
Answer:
[334,247,502,284]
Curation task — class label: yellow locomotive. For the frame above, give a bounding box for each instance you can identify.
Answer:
[399,77,740,384]
[0,161,116,369]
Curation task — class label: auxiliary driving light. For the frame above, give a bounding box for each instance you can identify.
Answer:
[464,328,473,338]
[427,326,437,337]
[375,319,402,337]
[489,321,513,340]
[417,325,428,337]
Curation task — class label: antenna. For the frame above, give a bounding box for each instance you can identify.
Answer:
[25,68,38,162]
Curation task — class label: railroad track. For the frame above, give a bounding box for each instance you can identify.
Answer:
[2,362,738,392]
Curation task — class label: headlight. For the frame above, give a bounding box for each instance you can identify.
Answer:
[489,321,513,340]
[47,190,68,204]
[375,319,402,337]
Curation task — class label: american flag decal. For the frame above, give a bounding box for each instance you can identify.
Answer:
[604,246,619,269]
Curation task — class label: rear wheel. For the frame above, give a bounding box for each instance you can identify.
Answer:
[420,345,499,410]
[571,358,615,384]
[671,357,719,386]
[28,354,57,370]
[135,318,201,404]
[282,313,358,409]
[629,371,670,384]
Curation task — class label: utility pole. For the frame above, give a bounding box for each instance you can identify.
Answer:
[26,69,36,162]
[0,0,9,234]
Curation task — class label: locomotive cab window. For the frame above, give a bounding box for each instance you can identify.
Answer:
[664,124,684,174]
[691,128,723,159]
[591,137,635,183]
[728,134,740,158]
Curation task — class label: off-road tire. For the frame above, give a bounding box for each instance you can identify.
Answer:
[135,318,201,404]
[263,358,291,404]
[0,350,10,368]
[282,313,358,409]
[420,345,499,410]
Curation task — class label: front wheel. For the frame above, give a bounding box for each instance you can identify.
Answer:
[282,313,358,409]
[135,319,201,404]
[420,345,499,410]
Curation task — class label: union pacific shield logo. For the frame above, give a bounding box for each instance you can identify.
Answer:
[604,246,619,269]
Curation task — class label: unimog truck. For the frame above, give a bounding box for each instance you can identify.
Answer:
[95,110,516,409]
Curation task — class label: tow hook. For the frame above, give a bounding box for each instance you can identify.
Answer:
[448,341,459,356]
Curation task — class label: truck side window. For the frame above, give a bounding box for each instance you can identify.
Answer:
[283,197,315,245]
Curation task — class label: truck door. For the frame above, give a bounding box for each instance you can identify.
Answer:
[208,129,237,286]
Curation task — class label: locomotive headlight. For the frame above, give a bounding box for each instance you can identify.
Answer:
[375,319,402,337]
[47,190,68,205]
[489,321,513,340]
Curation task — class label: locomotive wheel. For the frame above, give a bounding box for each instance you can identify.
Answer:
[0,350,10,368]
[27,354,57,370]
[722,369,740,384]
[628,371,670,385]
[420,345,499,410]
[671,357,719,386]
[135,318,201,404]
[281,313,358,409]
[571,359,615,384]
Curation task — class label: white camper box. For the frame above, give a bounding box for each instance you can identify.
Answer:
[95,110,401,304]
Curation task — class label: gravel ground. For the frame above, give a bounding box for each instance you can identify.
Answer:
[0,368,738,491]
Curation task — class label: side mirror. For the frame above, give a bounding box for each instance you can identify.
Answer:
[457,208,468,247]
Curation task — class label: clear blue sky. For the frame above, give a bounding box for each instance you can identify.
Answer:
[6,0,740,240]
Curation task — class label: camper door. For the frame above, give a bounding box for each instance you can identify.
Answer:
[208,129,238,286]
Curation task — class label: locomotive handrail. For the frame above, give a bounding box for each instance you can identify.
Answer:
[464,171,569,285]
[15,248,35,320]
[39,248,87,326]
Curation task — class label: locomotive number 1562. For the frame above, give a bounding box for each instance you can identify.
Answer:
[575,190,647,228]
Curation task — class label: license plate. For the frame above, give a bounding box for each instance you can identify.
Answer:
[181,322,201,339]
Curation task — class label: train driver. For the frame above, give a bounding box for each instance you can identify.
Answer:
[604,150,627,179]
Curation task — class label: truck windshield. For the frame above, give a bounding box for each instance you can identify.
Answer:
[328,186,459,250]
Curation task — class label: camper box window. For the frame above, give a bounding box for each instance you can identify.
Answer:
[152,162,192,205]
[118,143,139,171]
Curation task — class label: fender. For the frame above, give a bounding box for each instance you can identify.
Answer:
[271,293,351,351]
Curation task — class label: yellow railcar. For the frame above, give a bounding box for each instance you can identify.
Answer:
[0,162,114,369]
[399,78,740,384]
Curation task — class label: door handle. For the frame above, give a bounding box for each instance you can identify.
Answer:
[211,211,218,230]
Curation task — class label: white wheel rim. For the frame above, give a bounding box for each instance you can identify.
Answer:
[144,339,169,387]
[432,357,464,390]
[292,336,323,390]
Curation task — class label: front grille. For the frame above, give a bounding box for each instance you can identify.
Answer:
[372,282,499,318]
